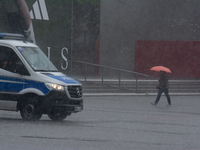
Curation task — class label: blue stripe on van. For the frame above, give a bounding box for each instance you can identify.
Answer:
[0,76,50,95]
[23,79,50,95]
[46,75,80,84]
[0,76,24,93]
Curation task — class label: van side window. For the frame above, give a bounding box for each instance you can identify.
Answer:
[0,46,22,73]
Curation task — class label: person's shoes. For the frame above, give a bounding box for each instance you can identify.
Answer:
[151,102,157,106]
[166,104,171,107]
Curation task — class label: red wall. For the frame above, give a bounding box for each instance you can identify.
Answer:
[135,41,200,78]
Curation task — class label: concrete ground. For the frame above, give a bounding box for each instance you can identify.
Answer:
[0,95,200,150]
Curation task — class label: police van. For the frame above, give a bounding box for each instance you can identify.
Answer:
[0,33,83,121]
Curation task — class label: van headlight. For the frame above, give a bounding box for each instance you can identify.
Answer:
[45,83,64,91]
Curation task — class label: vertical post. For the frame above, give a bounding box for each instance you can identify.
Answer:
[119,71,121,89]
[70,0,74,76]
[101,67,104,85]
[95,40,99,77]
[84,64,87,81]
[136,74,138,93]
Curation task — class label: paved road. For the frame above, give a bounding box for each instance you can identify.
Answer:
[0,95,200,150]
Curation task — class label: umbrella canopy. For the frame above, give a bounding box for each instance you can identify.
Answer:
[150,66,172,73]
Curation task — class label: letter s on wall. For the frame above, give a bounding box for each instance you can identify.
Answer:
[61,47,68,70]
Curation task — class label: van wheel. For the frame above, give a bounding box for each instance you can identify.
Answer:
[48,111,67,121]
[20,97,42,121]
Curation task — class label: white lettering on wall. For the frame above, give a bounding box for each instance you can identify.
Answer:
[47,47,69,70]
[47,47,51,59]
[61,47,68,70]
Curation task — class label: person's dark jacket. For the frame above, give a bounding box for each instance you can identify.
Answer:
[158,72,169,89]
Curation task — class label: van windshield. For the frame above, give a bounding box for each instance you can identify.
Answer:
[17,46,58,72]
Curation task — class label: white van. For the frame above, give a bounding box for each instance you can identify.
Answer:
[0,33,83,121]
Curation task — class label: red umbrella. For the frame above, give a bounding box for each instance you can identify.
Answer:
[150,66,172,73]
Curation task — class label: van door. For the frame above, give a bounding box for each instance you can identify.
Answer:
[0,46,26,108]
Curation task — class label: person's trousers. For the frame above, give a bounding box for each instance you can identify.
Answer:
[155,88,171,105]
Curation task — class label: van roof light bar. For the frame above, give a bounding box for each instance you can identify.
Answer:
[0,33,25,40]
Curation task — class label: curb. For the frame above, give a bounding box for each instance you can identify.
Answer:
[83,93,200,96]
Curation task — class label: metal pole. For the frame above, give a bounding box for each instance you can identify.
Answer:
[136,74,138,93]
[101,68,104,85]
[119,71,121,89]
[84,64,87,81]
[70,0,74,76]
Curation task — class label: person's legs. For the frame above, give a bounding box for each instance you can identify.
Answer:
[154,89,163,104]
[164,88,171,105]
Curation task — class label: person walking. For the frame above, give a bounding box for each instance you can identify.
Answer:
[151,71,171,106]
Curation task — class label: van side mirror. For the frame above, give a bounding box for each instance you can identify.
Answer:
[15,62,30,76]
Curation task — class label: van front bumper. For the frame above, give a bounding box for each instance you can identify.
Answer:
[52,103,83,113]
[41,89,83,113]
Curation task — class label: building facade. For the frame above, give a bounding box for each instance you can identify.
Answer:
[100,0,200,78]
